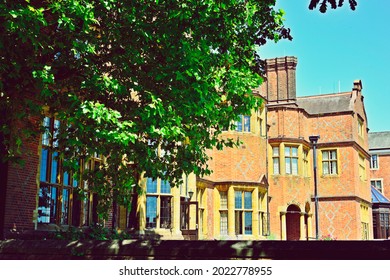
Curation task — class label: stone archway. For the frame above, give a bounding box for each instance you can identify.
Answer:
[286,204,301,241]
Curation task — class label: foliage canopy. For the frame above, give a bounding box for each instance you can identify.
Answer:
[1,0,350,218]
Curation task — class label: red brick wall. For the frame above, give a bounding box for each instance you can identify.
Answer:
[4,135,40,232]
[204,131,267,183]
[371,154,390,199]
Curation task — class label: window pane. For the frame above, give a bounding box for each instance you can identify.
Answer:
[323,162,329,174]
[235,191,242,209]
[235,211,243,234]
[292,147,298,157]
[220,212,228,235]
[61,189,70,224]
[244,191,252,209]
[323,151,329,160]
[40,149,49,182]
[53,119,60,148]
[146,196,157,228]
[146,178,157,193]
[285,157,291,174]
[244,212,252,234]
[377,181,383,192]
[244,116,250,132]
[330,150,337,159]
[272,147,279,156]
[50,152,59,184]
[220,191,227,209]
[42,117,51,146]
[160,180,171,194]
[160,197,172,228]
[292,158,298,175]
[236,115,243,132]
[38,185,51,223]
[273,158,280,174]
[50,186,58,223]
[285,147,290,157]
[331,161,337,174]
[63,171,70,186]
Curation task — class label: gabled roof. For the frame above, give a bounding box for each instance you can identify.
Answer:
[371,186,390,204]
[368,131,390,150]
[296,92,352,115]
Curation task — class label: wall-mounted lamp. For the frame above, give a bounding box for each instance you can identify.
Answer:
[188,190,194,201]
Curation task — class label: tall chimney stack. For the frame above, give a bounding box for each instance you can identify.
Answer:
[260,56,298,103]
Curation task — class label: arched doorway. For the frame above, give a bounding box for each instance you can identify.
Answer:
[286,204,301,241]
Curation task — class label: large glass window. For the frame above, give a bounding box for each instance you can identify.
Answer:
[322,150,338,175]
[146,178,172,229]
[234,190,253,235]
[38,117,97,226]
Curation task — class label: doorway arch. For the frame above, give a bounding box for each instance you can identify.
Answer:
[286,204,301,241]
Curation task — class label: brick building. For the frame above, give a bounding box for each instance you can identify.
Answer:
[368,131,390,239]
[259,57,372,240]
[0,56,374,240]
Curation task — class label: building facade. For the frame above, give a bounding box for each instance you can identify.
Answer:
[0,56,374,240]
[368,131,390,239]
[260,57,372,240]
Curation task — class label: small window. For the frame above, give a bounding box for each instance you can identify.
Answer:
[235,115,251,132]
[322,150,338,175]
[370,154,379,169]
[371,179,383,193]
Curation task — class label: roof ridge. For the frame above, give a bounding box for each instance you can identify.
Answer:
[297,92,351,99]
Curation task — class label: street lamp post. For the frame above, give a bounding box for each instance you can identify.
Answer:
[309,135,320,240]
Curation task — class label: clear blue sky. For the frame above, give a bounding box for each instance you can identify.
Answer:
[259,0,390,132]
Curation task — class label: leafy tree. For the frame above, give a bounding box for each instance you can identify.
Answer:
[0,0,358,226]
[1,0,292,224]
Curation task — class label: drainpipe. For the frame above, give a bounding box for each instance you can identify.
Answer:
[309,135,320,240]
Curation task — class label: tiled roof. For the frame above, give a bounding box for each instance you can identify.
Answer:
[371,186,390,204]
[368,131,390,150]
[296,92,352,115]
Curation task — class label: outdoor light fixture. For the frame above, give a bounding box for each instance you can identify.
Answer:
[188,190,194,201]
[309,135,320,240]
